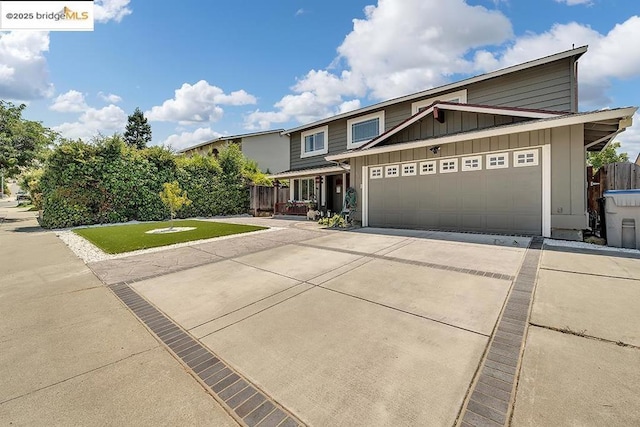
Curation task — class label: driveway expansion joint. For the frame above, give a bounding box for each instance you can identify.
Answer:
[528,323,640,350]
[107,282,305,427]
[295,241,515,281]
[458,236,543,427]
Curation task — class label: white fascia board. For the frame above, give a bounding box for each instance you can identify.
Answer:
[326,107,637,161]
[269,165,350,179]
[439,103,563,119]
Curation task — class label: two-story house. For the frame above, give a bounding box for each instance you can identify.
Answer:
[271,46,636,239]
[179,129,290,174]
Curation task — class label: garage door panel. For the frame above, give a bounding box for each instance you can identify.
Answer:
[367,148,543,234]
[486,214,514,232]
[439,212,461,228]
[416,212,439,228]
[461,214,486,230]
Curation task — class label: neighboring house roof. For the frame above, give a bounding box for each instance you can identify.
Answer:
[178,129,285,153]
[284,45,588,135]
[358,101,566,151]
[635,153,640,166]
[325,106,637,161]
[269,165,350,179]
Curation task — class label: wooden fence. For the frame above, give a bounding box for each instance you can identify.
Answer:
[249,185,290,216]
[587,162,640,232]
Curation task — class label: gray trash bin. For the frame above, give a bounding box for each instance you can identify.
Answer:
[604,189,640,249]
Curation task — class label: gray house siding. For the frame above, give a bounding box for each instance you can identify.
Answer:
[468,60,573,112]
[384,103,412,130]
[287,57,575,171]
[550,124,586,230]
[382,112,529,146]
[290,117,350,171]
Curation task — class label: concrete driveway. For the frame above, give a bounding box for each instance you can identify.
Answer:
[89,218,533,426]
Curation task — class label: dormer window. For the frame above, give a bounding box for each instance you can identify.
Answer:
[347,111,385,149]
[300,125,329,158]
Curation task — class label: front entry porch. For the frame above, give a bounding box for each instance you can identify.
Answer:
[272,169,350,217]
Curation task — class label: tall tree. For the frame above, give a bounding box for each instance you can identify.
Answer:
[0,101,55,178]
[124,107,152,149]
[587,141,629,171]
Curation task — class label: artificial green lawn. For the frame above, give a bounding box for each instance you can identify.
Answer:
[73,220,266,254]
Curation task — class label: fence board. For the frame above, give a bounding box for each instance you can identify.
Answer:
[249,185,289,216]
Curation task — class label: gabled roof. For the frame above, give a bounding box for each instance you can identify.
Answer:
[358,101,566,151]
[178,129,285,153]
[284,45,587,135]
[325,107,637,161]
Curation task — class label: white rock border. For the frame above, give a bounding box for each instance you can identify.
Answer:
[55,221,283,264]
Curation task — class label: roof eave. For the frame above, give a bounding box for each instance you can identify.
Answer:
[325,106,637,161]
[285,46,588,135]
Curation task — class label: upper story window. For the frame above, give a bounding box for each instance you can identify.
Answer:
[347,111,385,150]
[411,89,468,114]
[300,125,329,158]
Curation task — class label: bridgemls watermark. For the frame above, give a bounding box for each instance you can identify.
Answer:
[0,1,94,31]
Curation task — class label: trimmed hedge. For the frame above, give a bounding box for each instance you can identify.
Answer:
[39,136,250,229]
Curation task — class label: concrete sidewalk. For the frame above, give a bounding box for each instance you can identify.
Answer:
[512,244,640,426]
[0,207,238,426]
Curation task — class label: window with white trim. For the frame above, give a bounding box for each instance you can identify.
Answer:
[385,165,399,177]
[440,159,458,173]
[293,178,315,201]
[420,161,436,175]
[462,156,482,172]
[486,153,509,169]
[370,167,383,179]
[300,125,328,158]
[514,149,539,167]
[347,111,385,149]
[402,163,417,176]
[411,89,468,114]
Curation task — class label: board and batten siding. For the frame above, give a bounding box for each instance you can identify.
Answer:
[383,112,528,146]
[550,124,586,229]
[468,59,575,112]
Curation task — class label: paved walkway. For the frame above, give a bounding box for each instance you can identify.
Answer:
[0,207,238,426]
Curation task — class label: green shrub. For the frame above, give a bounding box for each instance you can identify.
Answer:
[318,214,347,228]
[38,136,256,228]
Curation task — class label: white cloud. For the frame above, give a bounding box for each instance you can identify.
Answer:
[49,90,88,112]
[245,0,513,129]
[53,105,127,140]
[471,16,640,106]
[94,0,132,23]
[555,0,593,5]
[0,1,131,101]
[0,31,53,100]
[295,8,305,16]
[98,92,122,103]
[337,99,361,114]
[147,80,257,125]
[161,127,224,151]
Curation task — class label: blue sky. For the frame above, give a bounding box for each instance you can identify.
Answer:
[2,0,639,158]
